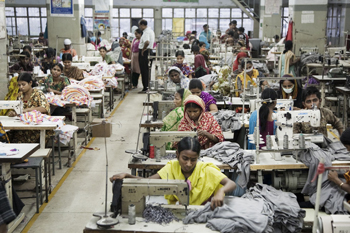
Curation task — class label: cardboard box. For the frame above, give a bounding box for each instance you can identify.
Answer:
[91,119,112,137]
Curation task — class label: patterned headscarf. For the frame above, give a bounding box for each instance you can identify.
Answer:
[183,95,205,128]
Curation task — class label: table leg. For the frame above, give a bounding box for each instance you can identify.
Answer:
[110,86,113,111]
[40,130,46,149]
[257,170,263,184]
[35,168,39,213]
[1,163,12,207]
[131,168,136,176]
[344,94,348,128]
[72,106,77,126]
[321,82,325,108]
[44,158,49,202]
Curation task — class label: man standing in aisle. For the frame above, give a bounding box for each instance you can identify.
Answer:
[138,19,155,93]
[200,24,212,45]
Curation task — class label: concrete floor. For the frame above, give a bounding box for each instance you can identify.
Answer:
[15,86,146,233]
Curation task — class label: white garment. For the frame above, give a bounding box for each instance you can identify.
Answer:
[266,38,285,62]
[139,27,155,50]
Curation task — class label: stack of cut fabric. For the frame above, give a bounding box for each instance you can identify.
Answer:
[243,184,305,233]
[104,77,118,88]
[297,143,348,214]
[61,85,92,106]
[325,140,350,160]
[200,142,254,188]
[19,110,62,125]
[213,110,242,132]
[45,93,65,107]
[78,75,105,90]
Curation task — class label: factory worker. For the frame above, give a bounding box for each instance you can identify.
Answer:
[62,53,84,81]
[192,45,210,78]
[235,60,262,97]
[162,88,192,132]
[293,86,344,136]
[232,52,248,72]
[189,79,218,113]
[248,88,278,150]
[237,27,250,50]
[98,46,115,64]
[183,31,191,41]
[278,40,300,77]
[23,45,42,69]
[9,51,33,73]
[166,50,193,79]
[167,66,190,89]
[328,128,350,194]
[178,95,223,149]
[60,39,77,57]
[110,137,236,209]
[199,42,211,68]
[278,74,303,110]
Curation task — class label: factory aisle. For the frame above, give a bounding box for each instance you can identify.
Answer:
[23,89,146,233]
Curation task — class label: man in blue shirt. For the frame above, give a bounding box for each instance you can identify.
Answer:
[200,24,212,44]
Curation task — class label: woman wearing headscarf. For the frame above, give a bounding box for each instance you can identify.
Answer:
[119,37,131,74]
[232,52,248,72]
[279,40,300,77]
[178,95,224,149]
[183,31,192,41]
[278,74,303,110]
[131,29,142,89]
[192,45,210,78]
[62,53,84,81]
[162,88,192,132]
[167,66,190,89]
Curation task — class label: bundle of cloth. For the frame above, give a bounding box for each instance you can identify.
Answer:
[183,184,305,233]
[200,142,254,189]
[61,85,92,106]
[104,77,118,88]
[213,110,242,132]
[78,75,105,90]
[212,66,231,96]
[297,142,350,214]
[89,62,124,77]
[45,93,65,107]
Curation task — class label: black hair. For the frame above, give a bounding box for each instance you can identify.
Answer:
[203,24,208,28]
[231,20,237,25]
[189,79,203,91]
[259,80,266,87]
[283,40,293,54]
[18,72,37,87]
[98,46,107,51]
[177,137,201,155]
[62,53,73,62]
[259,88,278,132]
[46,47,55,58]
[39,32,44,37]
[301,86,321,102]
[238,27,245,33]
[191,44,200,53]
[139,19,148,26]
[273,35,280,40]
[21,51,31,59]
[123,32,128,35]
[227,31,235,37]
[176,88,185,99]
[23,45,32,52]
[98,31,101,36]
[240,60,252,68]
[191,31,197,34]
[199,42,205,47]
[185,102,202,110]
[52,63,63,72]
[135,28,143,35]
[176,50,185,57]
[183,44,190,49]
[340,128,350,146]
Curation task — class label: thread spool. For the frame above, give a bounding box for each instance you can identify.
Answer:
[156,148,161,162]
[162,110,166,120]
[149,144,154,158]
[283,134,289,149]
[266,135,272,150]
[128,204,136,225]
[299,134,305,149]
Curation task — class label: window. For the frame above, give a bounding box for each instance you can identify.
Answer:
[112,8,154,37]
[326,4,342,46]
[281,7,289,38]
[5,7,47,36]
[85,8,93,32]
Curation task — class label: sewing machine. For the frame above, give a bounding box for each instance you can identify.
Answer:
[151,101,175,121]
[328,67,347,78]
[0,100,23,115]
[121,178,190,216]
[150,131,197,157]
[275,98,294,111]
[318,200,350,233]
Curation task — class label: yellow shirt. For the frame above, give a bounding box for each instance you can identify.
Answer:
[235,69,258,97]
[157,160,226,205]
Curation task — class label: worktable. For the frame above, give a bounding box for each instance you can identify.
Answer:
[140,115,164,130]
[0,116,59,149]
[312,75,346,108]
[0,143,39,233]
[306,61,350,76]
[335,86,350,128]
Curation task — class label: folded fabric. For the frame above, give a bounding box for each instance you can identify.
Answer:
[45,93,65,107]
[104,77,118,88]
[89,62,124,77]
[78,75,105,90]
[61,85,92,106]
[213,110,242,132]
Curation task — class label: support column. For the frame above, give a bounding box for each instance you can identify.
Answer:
[0,0,7,100]
[290,0,327,56]
[260,0,281,40]
[154,7,162,38]
[47,0,86,56]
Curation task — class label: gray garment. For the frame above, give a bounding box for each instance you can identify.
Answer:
[200,142,254,188]
[325,141,350,161]
[297,143,334,196]
[243,184,305,233]
[309,180,348,214]
[213,110,242,132]
[183,198,274,233]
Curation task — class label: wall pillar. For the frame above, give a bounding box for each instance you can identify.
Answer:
[154,7,162,38]
[290,0,327,56]
[260,0,281,40]
[0,0,7,99]
[47,0,86,56]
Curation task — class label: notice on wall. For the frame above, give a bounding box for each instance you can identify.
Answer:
[94,13,110,31]
[301,11,314,24]
[51,0,73,16]
[94,0,109,13]
[265,0,281,15]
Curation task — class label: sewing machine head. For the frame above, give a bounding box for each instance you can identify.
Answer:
[328,67,347,78]
[276,98,294,111]
[0,101,23,115]
[150,131,197,157]
[121,178,190,216]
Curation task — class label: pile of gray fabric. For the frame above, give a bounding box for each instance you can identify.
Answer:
[325,140,350,161]
[200,142,254,188]
[213,110,242,132]
[243,184,306,233]
[297,143,349,214]
[143,204,179,224]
